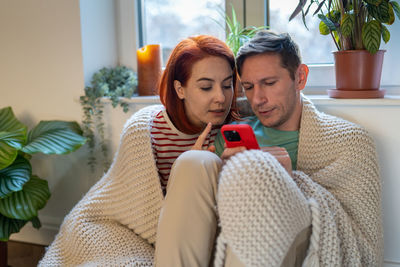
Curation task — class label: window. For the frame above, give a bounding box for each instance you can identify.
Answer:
[139,0,226,64]
[135,0,336,89]
[269,0,337,64]
[138,0,336,65]
[117,0,399,92]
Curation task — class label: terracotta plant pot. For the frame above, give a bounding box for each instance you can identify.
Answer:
[327,50,386,98]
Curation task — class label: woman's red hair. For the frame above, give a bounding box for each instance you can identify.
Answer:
[158,35,240,134]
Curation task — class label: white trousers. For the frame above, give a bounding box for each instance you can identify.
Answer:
[154,150,310,267]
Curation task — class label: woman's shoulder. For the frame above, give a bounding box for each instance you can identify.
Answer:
[123,105,164,132]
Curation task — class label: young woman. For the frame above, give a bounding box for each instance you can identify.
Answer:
[154,35,240,194]
[39,35,239,266]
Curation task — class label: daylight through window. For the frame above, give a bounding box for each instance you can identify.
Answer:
[141,0,225,65]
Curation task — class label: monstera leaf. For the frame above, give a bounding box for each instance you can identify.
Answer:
[0,107,27,169]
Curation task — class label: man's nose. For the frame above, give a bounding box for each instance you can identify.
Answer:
[252,86,267,105]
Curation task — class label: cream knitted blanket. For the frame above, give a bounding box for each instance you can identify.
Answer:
[215,97,383,266]
[40,97,383,266]
[40,105,165,266]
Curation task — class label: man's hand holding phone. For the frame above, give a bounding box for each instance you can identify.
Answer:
[220,124,259,161]
[220,124,292,176]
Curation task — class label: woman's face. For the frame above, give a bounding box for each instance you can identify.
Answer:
[174,56,234,129]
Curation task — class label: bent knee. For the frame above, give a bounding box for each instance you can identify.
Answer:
[167,150,222,192]
[174,150,222,171]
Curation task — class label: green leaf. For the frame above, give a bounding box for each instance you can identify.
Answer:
[0,156,31,198]
[341,14,354,37]
[0,130,26,150]
[219,4,268,56]
[0,175,50,220]
[365,0,383,5]
[0,107,27,138]
[0,139,17,171]
[387,3,396,24]
[333,31,341,49]
[0,213,28,241]
[391,1,400,19]
[0,107,27,169]
[368,1,391,23]
[30,216,41,229]
[328,10,341,24]
[22,121,86,155]
[381,24,391,42]
[318,14,337,31]
[289,0,308,21]
[313,0,327,15]
[319,20,331,35]
[362,20,382,53]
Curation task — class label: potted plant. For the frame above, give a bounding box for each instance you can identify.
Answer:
[215,5,268,97]
[0,106,85,265]
[80,66,137,173]
[290,0,400,98]
[216,5,269,56]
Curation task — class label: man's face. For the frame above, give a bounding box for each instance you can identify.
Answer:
[240,53,305,131]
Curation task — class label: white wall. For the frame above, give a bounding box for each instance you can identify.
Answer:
[0,0,97,244]
[0,0,124,246]
[80,0,119,86]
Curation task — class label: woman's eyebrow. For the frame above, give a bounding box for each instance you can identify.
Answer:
[196,77,213,82]
[196,75,233,82]
[222,75,233,82]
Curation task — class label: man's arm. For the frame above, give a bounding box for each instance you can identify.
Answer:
[299,128,383,265]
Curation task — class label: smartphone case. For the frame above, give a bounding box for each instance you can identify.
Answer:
[221,124,260,150]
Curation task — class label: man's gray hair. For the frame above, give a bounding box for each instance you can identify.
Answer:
[236,30,302,80]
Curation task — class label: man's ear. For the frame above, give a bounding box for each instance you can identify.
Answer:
[296,64,309,91]
[174,80,185,99]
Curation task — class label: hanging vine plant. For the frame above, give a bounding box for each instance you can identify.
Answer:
[79,66,137,173]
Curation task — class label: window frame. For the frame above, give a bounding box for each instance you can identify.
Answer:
[116,0,399,95]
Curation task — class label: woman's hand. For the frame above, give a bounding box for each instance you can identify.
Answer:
[191,123,216,152]
[261,146,293,176]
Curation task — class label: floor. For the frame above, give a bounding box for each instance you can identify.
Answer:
[7,241,45,267]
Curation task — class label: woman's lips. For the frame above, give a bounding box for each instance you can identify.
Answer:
[209,109,226,116]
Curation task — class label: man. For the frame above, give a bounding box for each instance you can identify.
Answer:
[154,31,383,267]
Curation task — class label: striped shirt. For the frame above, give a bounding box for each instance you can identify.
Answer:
[151,110,218,194]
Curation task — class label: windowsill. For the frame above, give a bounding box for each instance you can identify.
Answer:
[107,86,400,107]
[307,94,400,106]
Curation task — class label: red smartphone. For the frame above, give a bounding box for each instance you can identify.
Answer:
[221,124,260,150]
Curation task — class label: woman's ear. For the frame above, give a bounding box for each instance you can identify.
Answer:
[296,64,309,91]
[174,80,185,99]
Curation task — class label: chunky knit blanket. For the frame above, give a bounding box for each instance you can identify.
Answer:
[40,105,164,266]
[39,96,383,266]
[214,97,383,266]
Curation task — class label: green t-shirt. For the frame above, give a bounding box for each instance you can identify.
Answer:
[215,116,299,170]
